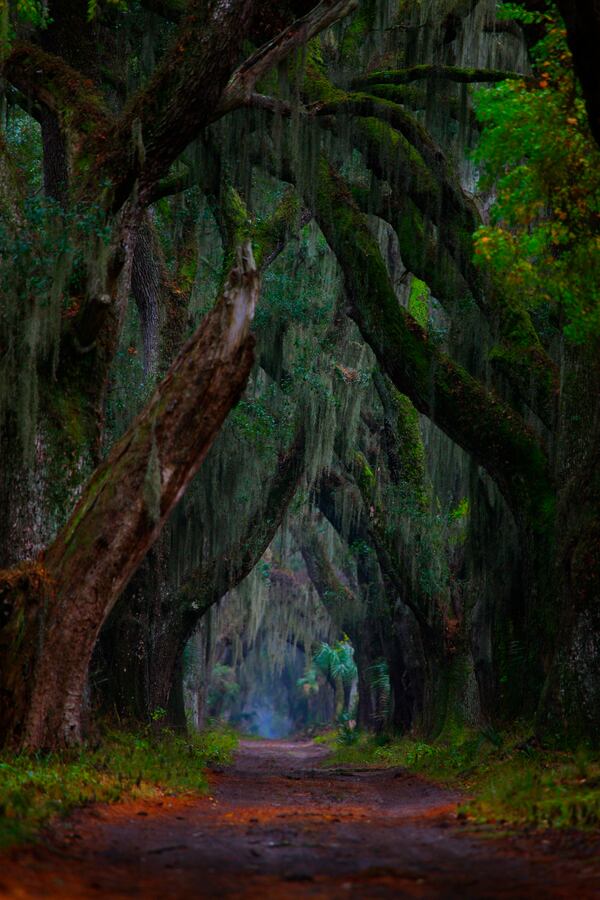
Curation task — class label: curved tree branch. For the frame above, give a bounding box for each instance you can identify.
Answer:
[299,57,559,424]
[313,159,555,530]
[177,426,306,613]
[292,519,357,628]
[216,0,358,115]
[251,65,558,425]
[97,0,357,211]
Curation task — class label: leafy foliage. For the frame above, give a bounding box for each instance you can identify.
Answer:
[1,0,50,33]
[473,6,600,342]
[313,638,358,685]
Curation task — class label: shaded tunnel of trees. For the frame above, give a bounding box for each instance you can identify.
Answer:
[0,0,599,751]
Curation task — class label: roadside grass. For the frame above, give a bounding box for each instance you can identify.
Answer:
[0,725,238,850]
[322,727,600,831]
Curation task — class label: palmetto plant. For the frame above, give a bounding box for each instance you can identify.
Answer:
[313,639,358,686]
[297,638,358,721]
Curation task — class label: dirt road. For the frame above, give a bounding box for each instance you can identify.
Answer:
[1,739,599,898]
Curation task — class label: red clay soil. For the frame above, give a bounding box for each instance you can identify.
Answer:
[1,739,599,898]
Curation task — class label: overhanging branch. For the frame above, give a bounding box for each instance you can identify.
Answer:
[313,160,555,530]
[99,0,357,212]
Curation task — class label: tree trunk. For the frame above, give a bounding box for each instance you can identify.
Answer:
[355,648,375,731]
[342,679,352,716]
[536,347,600,741]
[94,544,196,726]
[0,243,259,750]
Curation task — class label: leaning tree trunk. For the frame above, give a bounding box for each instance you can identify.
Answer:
[0,243,259,750]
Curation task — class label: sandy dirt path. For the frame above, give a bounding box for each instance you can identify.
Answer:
[1,739,599,898]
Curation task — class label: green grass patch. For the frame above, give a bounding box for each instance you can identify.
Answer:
[324,727,600,831]
[0,725,238,850]
[470,751,600,830]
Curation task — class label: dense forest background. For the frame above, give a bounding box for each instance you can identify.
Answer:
[0,0,599,754]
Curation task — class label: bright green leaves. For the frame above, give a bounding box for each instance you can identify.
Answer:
[449,497,469,523]
[497,2,546,26]
[2,0,50,31]
[313,638,358,685]
[407,276,429,329]
[472,7,600,343]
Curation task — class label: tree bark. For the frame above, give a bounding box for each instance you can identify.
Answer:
[0,243,259,750]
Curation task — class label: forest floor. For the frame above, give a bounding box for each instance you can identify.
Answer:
[1,739,599,898]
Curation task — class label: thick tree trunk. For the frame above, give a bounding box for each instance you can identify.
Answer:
[536,347,600,741]
[0,244,259,750]
[94,544,196,726]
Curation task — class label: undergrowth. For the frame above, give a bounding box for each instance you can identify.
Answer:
[322,726,600,831]
[0,725,238,849]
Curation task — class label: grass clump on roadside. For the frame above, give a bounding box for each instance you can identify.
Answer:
[323,725,600,831]
[470,750,600,830]
[0,725,238,850]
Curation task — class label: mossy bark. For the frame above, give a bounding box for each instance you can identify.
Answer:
[301,65,558,424]
[314,159,555,532]
[0,246,259,750]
